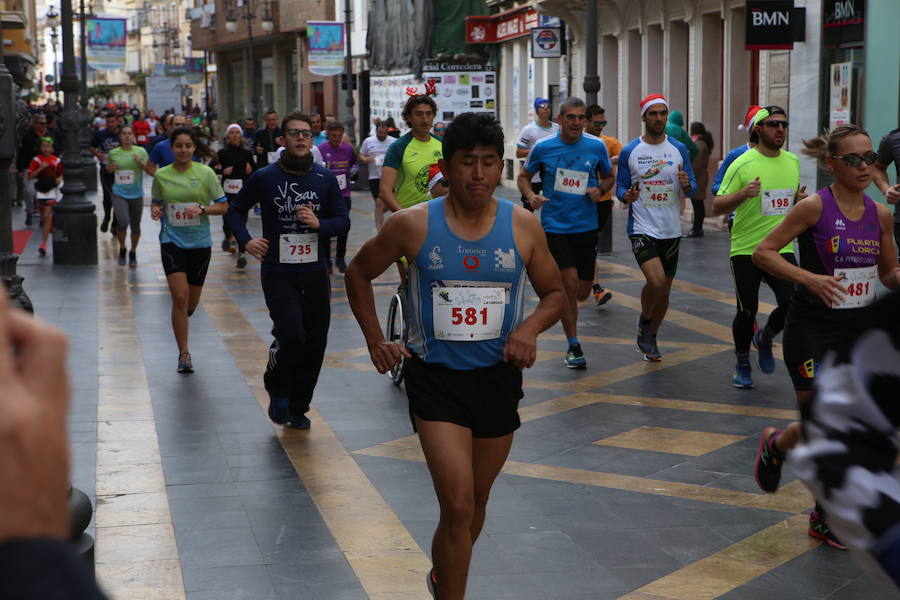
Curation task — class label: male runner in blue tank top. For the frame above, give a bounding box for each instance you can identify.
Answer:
[346,113,565,600]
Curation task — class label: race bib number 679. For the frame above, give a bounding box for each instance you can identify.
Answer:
[433,287,505,341]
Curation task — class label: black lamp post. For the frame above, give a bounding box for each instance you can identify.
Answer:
[53,0,98,265]
[47,6,60,104]
[226,0,272,121]
[343,0,355,144]
[78,0,97,193]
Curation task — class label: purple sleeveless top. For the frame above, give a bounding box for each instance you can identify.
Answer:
[795,186,882,313]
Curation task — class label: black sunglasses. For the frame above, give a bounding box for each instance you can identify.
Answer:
[592,120,607,127]
[761,120,789,129]
[832,151,878,167]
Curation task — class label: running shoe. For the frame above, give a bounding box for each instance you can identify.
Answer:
[753,427,784,493]
[268,396,290,425]
[636,316,654,355]
[128,251,137,268]
[426,569,440,599]
[753,329,776,374]
[117,248,127,266]
[643,336,662,362]
[592,284,612,307]
[683,229,704,238]
[236,253,247,269]
[177,352,194,374]
[38,243,47,257]
[335,257,347,274]
[732,361,754,389]
[809,511,847,550]
[99,217,108,232]
[221,238,231,252]
[565,343,587,369]
[228,240,238,254]
[287,414,311,430]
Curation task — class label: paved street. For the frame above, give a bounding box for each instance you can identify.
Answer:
[13,187,900,600]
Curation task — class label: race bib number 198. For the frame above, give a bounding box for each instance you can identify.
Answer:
[554,168,589,195]
[761,188,794,216]
[433,287,505,341]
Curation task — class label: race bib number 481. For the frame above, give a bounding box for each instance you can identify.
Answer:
[833,265,877,309]
[554,168,589,195]
[433,287,504,341]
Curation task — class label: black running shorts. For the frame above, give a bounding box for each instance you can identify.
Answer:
[783,306,864,392]
[404,354,523,438]
[161,243,212,286]
[629,234,680,278]
[546,230,598,281]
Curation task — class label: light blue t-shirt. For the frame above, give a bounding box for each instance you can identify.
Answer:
[524,133,612,234]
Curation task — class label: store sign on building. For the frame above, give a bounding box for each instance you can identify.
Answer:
[745,1,798,50]
[823,0,864,46]
[465,9,538,44]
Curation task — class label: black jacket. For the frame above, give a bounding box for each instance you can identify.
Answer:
[0,539,108,599]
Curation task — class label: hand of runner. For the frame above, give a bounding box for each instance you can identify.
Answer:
[804,273,849,307]
[295,204,320,229]
[367,340,411,374]
[183,205,204,218]
[677,164,690,193]
[586,187,602,203]
[245,238,269,261]
[0,288,71,542]
[503,327,537,369]
[529,194,550,210]
[622,183,640,204]
[886,184,900,206]
[743,177,761,200]
[150,204,164,220]
[798,185,808,200]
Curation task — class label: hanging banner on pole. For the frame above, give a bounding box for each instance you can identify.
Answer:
[306,21,344,76]
[86,17,127,70]
[184,57,205,84]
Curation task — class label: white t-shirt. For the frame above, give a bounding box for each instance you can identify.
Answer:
[358,135,395,179]
[517,120,559,183]
[273,145,325,166]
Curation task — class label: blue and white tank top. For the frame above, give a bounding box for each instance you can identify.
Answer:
[407,197,527,369]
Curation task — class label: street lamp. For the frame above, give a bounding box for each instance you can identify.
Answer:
[54,0,98,265]
[225,0,272,120]
[47,6,60,104]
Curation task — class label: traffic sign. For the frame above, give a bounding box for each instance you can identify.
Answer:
[45,74,55,83]
[45,84,54,93]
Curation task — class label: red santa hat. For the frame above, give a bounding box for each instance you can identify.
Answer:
[640,94,668,116]
[738,105,764,131]
[427,163,445,193]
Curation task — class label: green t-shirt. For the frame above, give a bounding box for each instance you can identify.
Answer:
[109,146,149,199]
[717,148,800,257]
[151,162,225,249]
[382,131,443,209]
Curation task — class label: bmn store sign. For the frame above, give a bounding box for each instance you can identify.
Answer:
[745,1,806,50]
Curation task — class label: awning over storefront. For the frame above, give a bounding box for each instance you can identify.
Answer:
[464,6,540,44]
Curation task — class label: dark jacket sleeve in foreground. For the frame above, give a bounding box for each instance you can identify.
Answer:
[317,173,350,238]
[0,538,108,599]
[226,171,257,247]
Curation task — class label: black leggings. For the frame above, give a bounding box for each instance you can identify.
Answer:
[730,253,796,353]
[690,198,705,232]
[334,196,351,261]
[99,169,114,222]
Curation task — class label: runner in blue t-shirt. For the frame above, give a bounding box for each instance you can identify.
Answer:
[517,97,614,369]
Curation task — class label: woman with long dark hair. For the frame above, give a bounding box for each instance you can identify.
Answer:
[685,122,714,237]
[150,126,228,373]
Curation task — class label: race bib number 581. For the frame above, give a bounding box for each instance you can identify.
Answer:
[433,287,504,341]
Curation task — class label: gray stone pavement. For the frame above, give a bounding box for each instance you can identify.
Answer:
[10,183,899,599]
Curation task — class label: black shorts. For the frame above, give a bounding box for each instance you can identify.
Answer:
[546,230,598,281]
[783,306,862,392]
[630,234,680,278]
[369,178,380,200]
[161,243,212,286]
[404,354,523,438]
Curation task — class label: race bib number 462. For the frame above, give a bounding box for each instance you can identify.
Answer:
[279,233,318,264]
[761,188,794,216]
[433,287,505,341]
[833,265,877,309]
[554,168,589,195]
[168,203,199,227]
[641,182,676,207]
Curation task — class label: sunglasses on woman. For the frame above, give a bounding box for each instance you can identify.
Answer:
[831,151,879,167]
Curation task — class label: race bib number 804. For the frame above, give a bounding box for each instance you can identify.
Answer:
[433,287,505,341]
[554,168,589,195]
